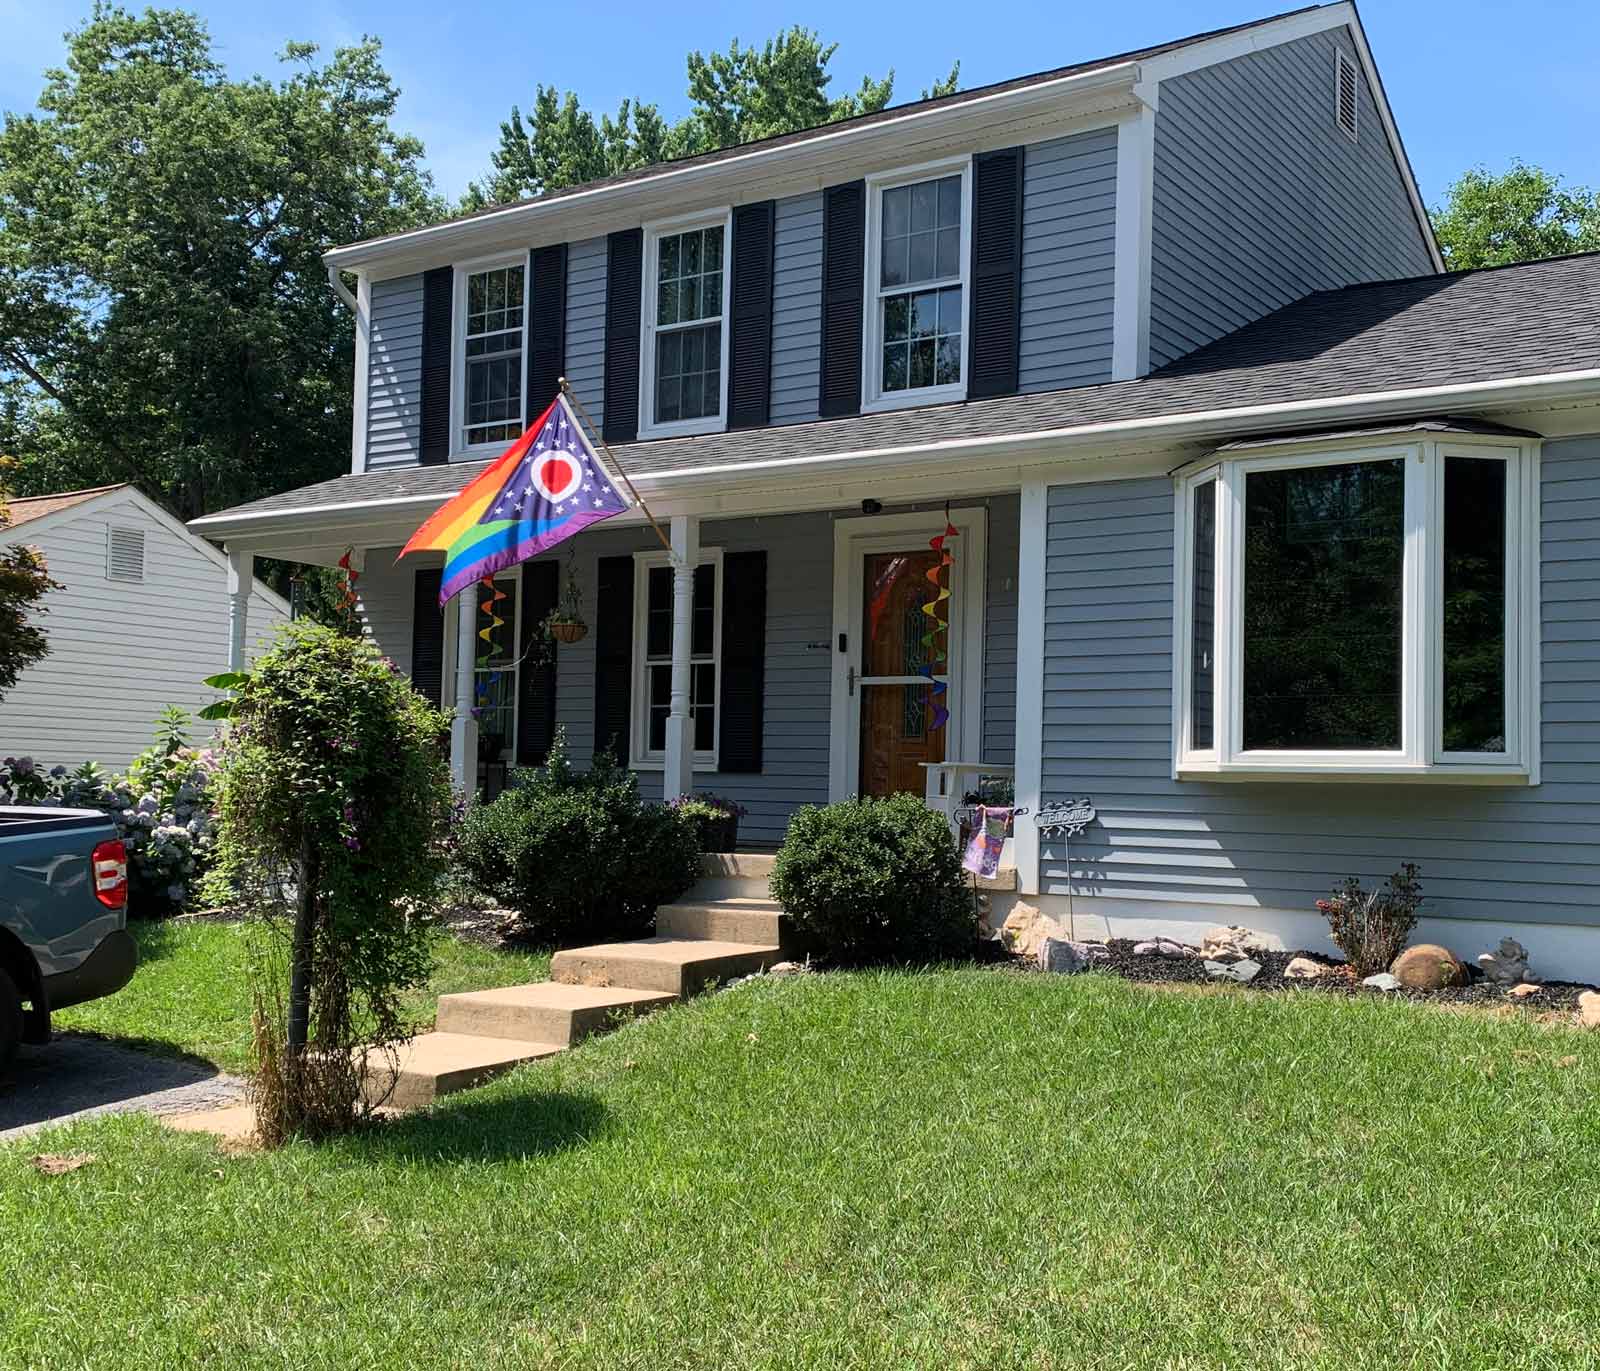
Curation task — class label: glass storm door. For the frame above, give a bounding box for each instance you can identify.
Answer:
[855,549,948,796]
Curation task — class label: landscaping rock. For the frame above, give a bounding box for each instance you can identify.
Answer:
[1283,957,1326,981]
[1037,938,1110,974]
[1391,944,1469,991]
[1478,937,1538,986]
[1362,973,1402,992]
[1200,925,1274,960]
[1508,983,1542,1000]
[1001,902,1069,959]
[1133,938,1191,959]
[1579,991,1600,1028]
[1205,958,1261,984]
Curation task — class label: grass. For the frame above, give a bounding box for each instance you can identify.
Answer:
[52,920,551,1072]
[8,963,1600,1367]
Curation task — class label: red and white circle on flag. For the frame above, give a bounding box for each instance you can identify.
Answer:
[530,449,582,503]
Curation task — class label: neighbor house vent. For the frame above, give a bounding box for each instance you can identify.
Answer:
[1334,50,1360,142]
[106,525,146,582]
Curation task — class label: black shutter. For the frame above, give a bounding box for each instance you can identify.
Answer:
[728,201,775,429]
[526,243,567,421]
[516,561,560,767]
[718,550,766,774]
[818,180,865,418]
[592,554,635,763]
[419,265,453,463]
[967,147,1025,400]
[603,228,643,444]
[409,569,445,707]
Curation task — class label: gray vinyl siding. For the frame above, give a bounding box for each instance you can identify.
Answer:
[1018,128,1118,392]
[770,192,824,425]
[354,548,427,680]
[1147,26,1436,370]
[365,274,424,470]
[1039,435,1600,929]
[565,236,608,434]
[983,495,1020,765]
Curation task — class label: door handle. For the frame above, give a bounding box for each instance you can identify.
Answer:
[846,665,857,697]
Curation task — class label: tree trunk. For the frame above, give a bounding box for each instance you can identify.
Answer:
[286,831,317,1053]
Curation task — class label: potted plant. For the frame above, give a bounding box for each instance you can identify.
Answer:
[670,793,747,852]
[543,554,588,645]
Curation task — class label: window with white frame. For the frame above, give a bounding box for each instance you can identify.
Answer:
[631,551,721,764]
[863,162,970,411]
[640,215,730,438]
[1174,436,1539,780]
[459,261,526,450]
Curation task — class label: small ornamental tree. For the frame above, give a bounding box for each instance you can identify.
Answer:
[205,622,452,1143]
[0,457,58,700]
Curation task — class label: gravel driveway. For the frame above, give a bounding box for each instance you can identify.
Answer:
[0,1035,245,1142]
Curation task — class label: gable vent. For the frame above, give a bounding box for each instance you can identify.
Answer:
[1334,50,1360,142]
[106,525,146,582]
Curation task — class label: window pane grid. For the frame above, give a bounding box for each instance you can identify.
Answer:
[642,561,717,757]
[875,173,963,396]
[651,224,724,426]
[464,264,525,446]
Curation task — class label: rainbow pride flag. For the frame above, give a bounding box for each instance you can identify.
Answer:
[400,394,628,605]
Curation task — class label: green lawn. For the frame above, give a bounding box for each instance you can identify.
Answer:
[52,920,551,1072]
[8,964,1600,1367]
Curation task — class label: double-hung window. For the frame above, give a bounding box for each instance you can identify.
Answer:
[639,213,730,438]
[1174,435,1540,781]
[456,259,526,452]
[631,550,722,766]
[863,160,971,412]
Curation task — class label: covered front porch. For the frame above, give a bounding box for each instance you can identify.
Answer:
[216,493,1022,851]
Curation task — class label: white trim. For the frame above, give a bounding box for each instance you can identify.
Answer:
[188,367,1600,540]
[629,545,723,770]
[449,251,530,461]
[351,271,371,475]
[859,157,973,414]
[1172,434,1541,781]
[638,209,733,440]
[323,64,1142,272]
[1012,481,1048,896]
[828,507,988,802]
[1110,107,1155,380]
[1333,48,1360,144]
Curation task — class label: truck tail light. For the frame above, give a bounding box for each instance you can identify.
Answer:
[92,839,128,909]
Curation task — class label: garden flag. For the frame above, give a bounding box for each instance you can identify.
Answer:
[400,393,628,605]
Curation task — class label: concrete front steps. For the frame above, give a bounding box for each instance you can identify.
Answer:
[364,853,786,1111]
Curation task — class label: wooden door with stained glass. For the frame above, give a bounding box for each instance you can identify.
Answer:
[856,549,947,796]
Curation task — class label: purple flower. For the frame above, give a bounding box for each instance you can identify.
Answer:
[344,835,361,852]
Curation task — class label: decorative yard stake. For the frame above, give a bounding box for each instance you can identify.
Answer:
[1036,797,1098,923]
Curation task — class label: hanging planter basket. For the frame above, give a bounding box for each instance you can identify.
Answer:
[548,619,588,644]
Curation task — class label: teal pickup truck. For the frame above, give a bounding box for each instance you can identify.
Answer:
[0,807,138,1072]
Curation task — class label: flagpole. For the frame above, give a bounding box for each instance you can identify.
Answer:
[559,377,675,560]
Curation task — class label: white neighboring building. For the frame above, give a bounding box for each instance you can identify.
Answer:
[1,484,290,768]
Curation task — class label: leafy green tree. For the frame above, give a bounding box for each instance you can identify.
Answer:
[0,455,58,700]
[466,28,959,207]
[0,6,441,521]
[1432,161,1600,270]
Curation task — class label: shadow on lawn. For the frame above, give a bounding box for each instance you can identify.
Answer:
[342,1089,608,1167]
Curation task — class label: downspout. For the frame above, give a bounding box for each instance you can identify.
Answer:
[326,265,358,313]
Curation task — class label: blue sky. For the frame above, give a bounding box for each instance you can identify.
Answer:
[3,0,1596,209]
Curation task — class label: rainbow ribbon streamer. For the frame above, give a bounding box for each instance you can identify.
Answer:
[471,575,508,720]
[919,519,958,731]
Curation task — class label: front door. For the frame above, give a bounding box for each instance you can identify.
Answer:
[857,549,947,795]
[830,509,987,802]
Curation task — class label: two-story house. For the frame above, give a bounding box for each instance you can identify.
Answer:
[192,3,1600,971]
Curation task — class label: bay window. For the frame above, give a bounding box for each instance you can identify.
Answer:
[1174,435,1539,780]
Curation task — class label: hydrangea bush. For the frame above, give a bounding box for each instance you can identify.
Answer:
[0,707,219,913]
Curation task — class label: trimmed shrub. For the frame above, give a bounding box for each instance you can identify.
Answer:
[770,792,975,964]
[1316,863,1424,977]
[456,730,700,946]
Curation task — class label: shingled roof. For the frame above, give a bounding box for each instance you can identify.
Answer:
[4,485,127,530]
[196,252,1600,527]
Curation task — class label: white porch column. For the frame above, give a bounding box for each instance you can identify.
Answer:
[662,514,700,803]
[450,587,479,794]
[1012,481,1049,897]
[224,546,254,672]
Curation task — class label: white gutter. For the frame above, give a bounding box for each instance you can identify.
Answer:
[326,266,358,312]
[190,366,1600,538]
[322,62,1141,270]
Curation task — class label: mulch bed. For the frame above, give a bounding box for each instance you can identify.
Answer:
[1044,938,1593,1015]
